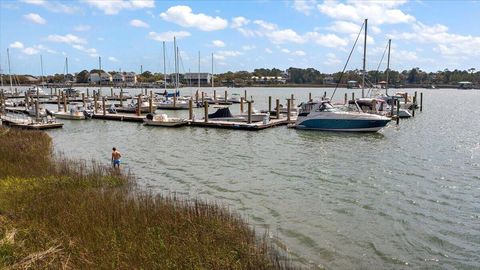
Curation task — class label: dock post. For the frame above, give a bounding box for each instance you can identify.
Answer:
[87,88,89,98]
[201,91,205,104]
[102,97,106,116]
[352,92,355,101]
[276,99,280,119]
[291,94,294,107]
[420,92,423,112]
[50,88,53,96]
[82,93,85,108]
[110,87,113,97]
[324,91,327,99]
[244,89,247,101]
[63,94,67,112]
[35,99,39,121]
[390,97,395,118]
[240,97,244,113]
[287,98,291,122]
[195,90,199,104]
[396,99,400,125]
[94,94,98,113]
[25,94,29,109]
[309,92,312,102]
[204,101,208,122]
[145,88,147,96]
[15,88,18,96]
[98,88,101,97]
[149,97,153,113]
[213,90,217,102]
[247,101,252,124]
[224,90,228,102]
[344,93,348,104]
[412,96,416,117]
[268,96,272,113]
[189,99,193,120]
[119,89,123,107]
[57,94,60,111]
[137,95,141,116]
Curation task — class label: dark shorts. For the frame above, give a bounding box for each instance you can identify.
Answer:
[113,159,120,165]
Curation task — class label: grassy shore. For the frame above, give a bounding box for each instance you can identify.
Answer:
[0,127,290,269]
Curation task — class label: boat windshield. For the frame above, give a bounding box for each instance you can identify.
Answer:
[316,102,339,112]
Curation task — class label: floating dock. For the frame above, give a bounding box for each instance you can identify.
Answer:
[92,113,146,122]
[190,116,295,130]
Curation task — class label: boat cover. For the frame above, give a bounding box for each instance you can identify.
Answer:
[208,107,233,118]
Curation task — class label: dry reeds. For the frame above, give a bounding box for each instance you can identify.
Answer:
[0,127,292,269]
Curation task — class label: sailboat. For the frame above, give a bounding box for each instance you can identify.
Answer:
[295,19,390,132]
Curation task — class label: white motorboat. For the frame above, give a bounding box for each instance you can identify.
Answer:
[25,86,46,96]
[296,100,391,132]
[143,113,187,127]
[155,99,190,110]
[53,102,91,120]
[26,103,47,117]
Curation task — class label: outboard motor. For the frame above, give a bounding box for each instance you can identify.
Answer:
[46,109,54,117]
[83,110,93,119]
[146,113,154,120]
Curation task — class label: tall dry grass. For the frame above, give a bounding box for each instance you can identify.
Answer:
[0,127,292,269]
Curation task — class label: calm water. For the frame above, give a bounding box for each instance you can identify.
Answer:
[41,87,479,269]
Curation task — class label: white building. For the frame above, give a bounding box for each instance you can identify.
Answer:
[112,73,125,83]
[100,72,112,83]
[88,73,101,83]
[88,72,112,84]
[124,72,137,84]
[184,73,212,85]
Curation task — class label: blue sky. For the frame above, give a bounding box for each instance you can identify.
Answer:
[1,0,479,75]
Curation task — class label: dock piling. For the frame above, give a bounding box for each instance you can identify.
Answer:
[189,99,193,120]
[291,94,294,107]
[204,101,208,123]
[309,92,312,102]
[110,87,113,97]
[352,92,355,101]
[35,100,39,121]
[102,97,106,116]
[195,90,199,104]
[87,88,89,98]
[420,92,423,112]
[244,90,247,101]
[240,97,244,113]
[82,93,85,108]
[63,92,67,112]
[344,93,348,104]
[224,90,228,102]
[149,97,153,113]
[287,98,291,122]
[213,90,217,102]
[276,99,280,119]
[201,91,205,104]
[268,96,272,113]
[396,99,400,125]
[247,101,252,124]
[94,94,98,113]
[120,90,123,107]
[57,94,60,111]
[412,96,416,117]
[137,95,141,116]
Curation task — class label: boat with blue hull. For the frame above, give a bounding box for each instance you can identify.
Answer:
[296,100,391,132]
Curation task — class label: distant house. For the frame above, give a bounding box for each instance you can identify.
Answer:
[323,76,335,85]
[100,72,112,84]
[124,72,137,84]
[88,73,100,84]
[112,73,125,83]
[184,73,212,85]
[89,72,112,85]
[458,81,473,89]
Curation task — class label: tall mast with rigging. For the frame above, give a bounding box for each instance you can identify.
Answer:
[362,18,368,98]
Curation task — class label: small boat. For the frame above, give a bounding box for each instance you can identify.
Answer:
[227,93,242,103]
[155,99,191,110]
[25,86,46,96]
[296,100,391,132]
[115,100,151,113]
[143,113,187,127]
[207,106,268,122]
[26,103,47,117]
[53,102,92,120]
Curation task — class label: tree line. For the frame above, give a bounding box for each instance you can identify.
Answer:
[1,67,478,86]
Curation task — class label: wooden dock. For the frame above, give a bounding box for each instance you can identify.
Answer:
[189,117,295,130]
[92,113,146,122]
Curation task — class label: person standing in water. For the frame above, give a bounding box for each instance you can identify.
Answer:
[111,147,122,168]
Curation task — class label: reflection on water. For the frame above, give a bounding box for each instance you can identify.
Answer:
[42,87,480,269]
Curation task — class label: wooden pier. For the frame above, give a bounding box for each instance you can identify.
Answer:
[189,117,294,130]
[92,113,146,122]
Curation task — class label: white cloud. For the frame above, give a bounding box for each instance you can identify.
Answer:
[305,32,348,48]
[24,13,46,24]
[317,0,415,25]
[130,19,149,28]
[324,52,342,65]
[392,22,480,59]
[281,48,290,53]
[253,20,276,31]
[213,50,243,60]
[23,47,39,55]
[108,56,119,62]
[21,0,78,14]
[10,41,24,49]
[72,44,98,57]
[265,48,273,54]
[267,29,305,44]
[242,45,255,51]
[47,34,87,44]
[327,21,362,34]
[148,31,191,42]
[74,24,91,31]
[160,5,228,31]
[292,50,306,56]
[83,0,155,15]
[231,16,249,28]
[212,40,225,47]
[293,0,316,15]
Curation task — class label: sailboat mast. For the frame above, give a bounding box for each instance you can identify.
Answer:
[40,54,44,86]
[7,48,13,92]
[0,52,3,88]
[211,53,214,88]
[362,18,367,98]
[198,51,200,89]
[163,41,166,92]
[385,39,391,95]
[176,47,179,92]
[173,37,176,92]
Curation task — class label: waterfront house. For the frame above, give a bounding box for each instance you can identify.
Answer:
[124,72,137,85]
[112,73,125,84]
[184,73,212,85]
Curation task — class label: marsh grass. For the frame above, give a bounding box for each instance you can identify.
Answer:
[0,128,292,269]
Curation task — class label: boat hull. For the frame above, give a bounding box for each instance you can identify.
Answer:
[54,112,86,120]
[143,119,187,127]
[296,113,390,132]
